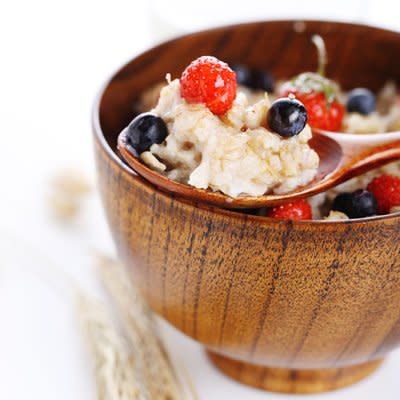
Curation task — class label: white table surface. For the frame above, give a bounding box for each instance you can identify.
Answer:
[0,1,399,398]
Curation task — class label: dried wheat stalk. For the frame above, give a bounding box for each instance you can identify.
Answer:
[78,254,192,400]
[78,293,149,400]
[96,255,186,400]
[48,168,92,221]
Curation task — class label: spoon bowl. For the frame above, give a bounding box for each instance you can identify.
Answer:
[118,128,400,208]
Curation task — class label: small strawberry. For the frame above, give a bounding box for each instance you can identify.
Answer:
[367,175,400,214]
[267,199,312,220]
[180,56,237,115]
[281,87,345,131]
[280,35,345,132]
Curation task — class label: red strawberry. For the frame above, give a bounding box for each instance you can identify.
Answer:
[180,56,237,115]
[267,199,312,220]
[367,175,400,214]
[281,73,345,132]
[282,88,344,131]
[280,35,345,132]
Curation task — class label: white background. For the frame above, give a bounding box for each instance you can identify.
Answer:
[0,1,400,399]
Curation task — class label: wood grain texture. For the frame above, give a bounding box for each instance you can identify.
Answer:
[93,21,400,393]
[207,351,383,394]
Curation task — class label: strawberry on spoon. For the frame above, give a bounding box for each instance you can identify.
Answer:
[280,35,345,132]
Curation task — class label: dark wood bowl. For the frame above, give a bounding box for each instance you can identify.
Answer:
[93,20,400,394]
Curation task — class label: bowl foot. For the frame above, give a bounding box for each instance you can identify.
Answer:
[207,351,383,394]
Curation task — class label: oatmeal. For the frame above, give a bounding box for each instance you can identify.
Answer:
[146,79,319,198]
[120,46,400,220]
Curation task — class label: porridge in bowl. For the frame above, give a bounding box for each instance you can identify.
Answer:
[119,38,400,221]
[145,76,319,198]
[124,56,319,199]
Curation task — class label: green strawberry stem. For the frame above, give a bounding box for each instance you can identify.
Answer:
[282,35,339,106]
[311,34,327,77]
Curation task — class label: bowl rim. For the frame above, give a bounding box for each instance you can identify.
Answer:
[92,19,400,226]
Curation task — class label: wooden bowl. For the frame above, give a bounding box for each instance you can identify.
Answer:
[93,21,400,394]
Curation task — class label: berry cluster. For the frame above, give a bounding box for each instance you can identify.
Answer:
[265,175,400,221]
[121,52,399,223]
[124,56,309,157]
[282,86,344,132]
[331,175,400,219]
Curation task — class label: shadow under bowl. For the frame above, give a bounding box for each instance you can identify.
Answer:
[93,20,400,394]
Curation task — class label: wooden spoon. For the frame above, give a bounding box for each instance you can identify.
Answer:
[118,129,400,209]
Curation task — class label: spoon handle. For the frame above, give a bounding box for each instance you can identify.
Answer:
[318,130,400,181]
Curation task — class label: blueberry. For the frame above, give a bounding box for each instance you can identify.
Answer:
[231,64,274,92]
[349,189,378,218]
[346,88,376,115]
[267,97,307,137]
[332,192,353,215]
[125,113,168,155]
[231,64,252,86]
[332,189,377,219]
